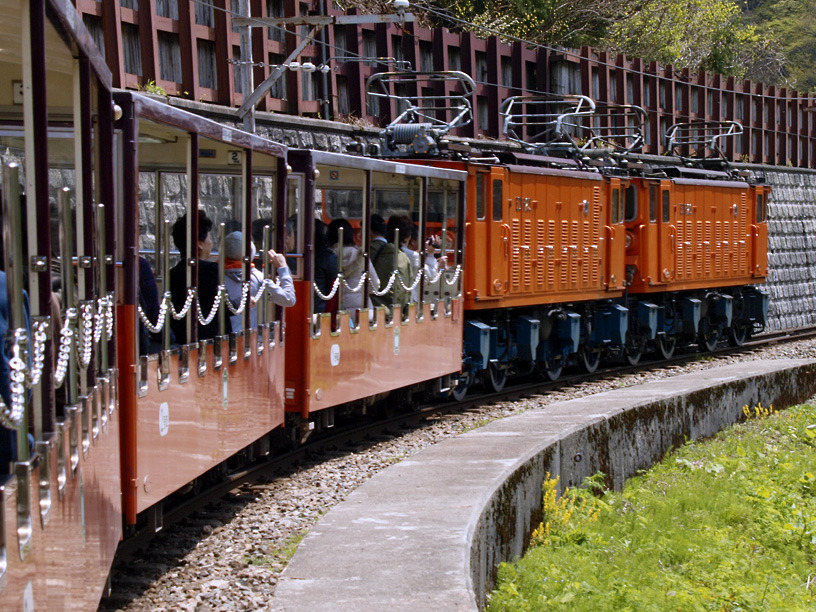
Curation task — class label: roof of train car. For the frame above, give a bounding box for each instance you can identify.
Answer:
[46,0,111,89]
[114,91,287,159]
[289,149,468,182]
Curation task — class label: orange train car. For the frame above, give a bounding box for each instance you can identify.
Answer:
[362,74,769,391]
[282,150,467,437]
[624,170,770,357]
[0,0,122,608]
[114,92,290,526]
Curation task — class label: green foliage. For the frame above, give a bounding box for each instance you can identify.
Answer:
[742,0,816,91]
[488,402,816,611]
[417,0,786,84]
[138,80,167,97]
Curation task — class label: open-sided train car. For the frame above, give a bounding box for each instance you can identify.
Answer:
[284,150,466,437]
[0,0,121,608]
[113,91,290,528]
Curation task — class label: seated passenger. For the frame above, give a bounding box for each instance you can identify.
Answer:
[169,210,225,344]
[313,220,338,314]
[372,215,413,313]
[327,218,379,310]
[223,231,295,331]
[402,224,441,303]
[368,214,388,310]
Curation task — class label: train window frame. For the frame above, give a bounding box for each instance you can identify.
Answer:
[624,184,637,222]
[475,173,486,220]
[649,184,657,222]
[611,188,620,224]
[492,179,503,221]
[662,190,670,223]
[756,193,766,223]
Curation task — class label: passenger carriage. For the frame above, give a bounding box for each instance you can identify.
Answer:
[114,92,290,528]
[0,0,121,608]
[283,150,466,436]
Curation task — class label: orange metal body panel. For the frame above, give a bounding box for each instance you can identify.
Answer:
[131,326,285,514]
[627,178,768,294]
[462,164,624,311]
[0,393,121,610]
[285,282,463,415]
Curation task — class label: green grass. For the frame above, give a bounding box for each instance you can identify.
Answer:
[488,402,816,611]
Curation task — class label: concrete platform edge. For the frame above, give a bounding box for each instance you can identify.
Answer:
[273,360,816,612]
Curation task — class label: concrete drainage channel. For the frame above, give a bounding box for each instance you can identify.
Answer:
[272,359,816,612]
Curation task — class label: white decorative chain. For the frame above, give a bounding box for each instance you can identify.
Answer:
[342,272,367,293]
[368,271,397,297]
[93,297,106,344]
[78,301,95,369]
[312,276,341,301]
[138,293,170,334]
[0,335,27,428]
[170,288,195,320]
[54,308,77,386]
[396,269,424,293]
[225,282,250,315]
[27,318,49,388]
[196,285,224,326]
[104,295,114,340]
[444,265,462,286]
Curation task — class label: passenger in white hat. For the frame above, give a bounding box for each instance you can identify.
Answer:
[223,230,295,331]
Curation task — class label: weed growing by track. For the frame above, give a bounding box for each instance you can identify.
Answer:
[487,402,816,611]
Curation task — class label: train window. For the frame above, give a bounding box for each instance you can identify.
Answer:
[649,185,657,222]
[756,194,765,222]
[319,165,366,221]
[662,190,670,222]
[624,185,637,222]
[475,173,485,220]
[492,180,503,221]
[611,189,620,224]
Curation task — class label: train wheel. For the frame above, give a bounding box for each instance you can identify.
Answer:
[656,335,677,360]
[484,363,507,393]
[727,322,749,347]
[579,346,601,374]
[623,342,643,366]
[451,374,470,401]
[539,355,564,381]
[698,328,719,352]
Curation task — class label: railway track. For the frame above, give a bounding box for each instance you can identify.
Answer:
[102,326,816,609]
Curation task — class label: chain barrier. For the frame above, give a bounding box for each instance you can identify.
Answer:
[196,285,224,326]
[368,271,397,297]
[54,308,77,386]
[78,301,95,369]
[342,272,367,293]
[0,335,27,428]
[224,282,249,316]
[27,318,49,388]
[312,276,341,302]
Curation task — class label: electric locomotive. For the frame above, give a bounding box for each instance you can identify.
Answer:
[358,71,769,395]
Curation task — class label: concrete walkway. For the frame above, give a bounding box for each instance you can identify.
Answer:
[272,359,816,611]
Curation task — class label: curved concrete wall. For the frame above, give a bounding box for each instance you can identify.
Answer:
[273,360,816,611]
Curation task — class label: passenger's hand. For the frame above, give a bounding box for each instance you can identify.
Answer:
[268,249,287,269]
